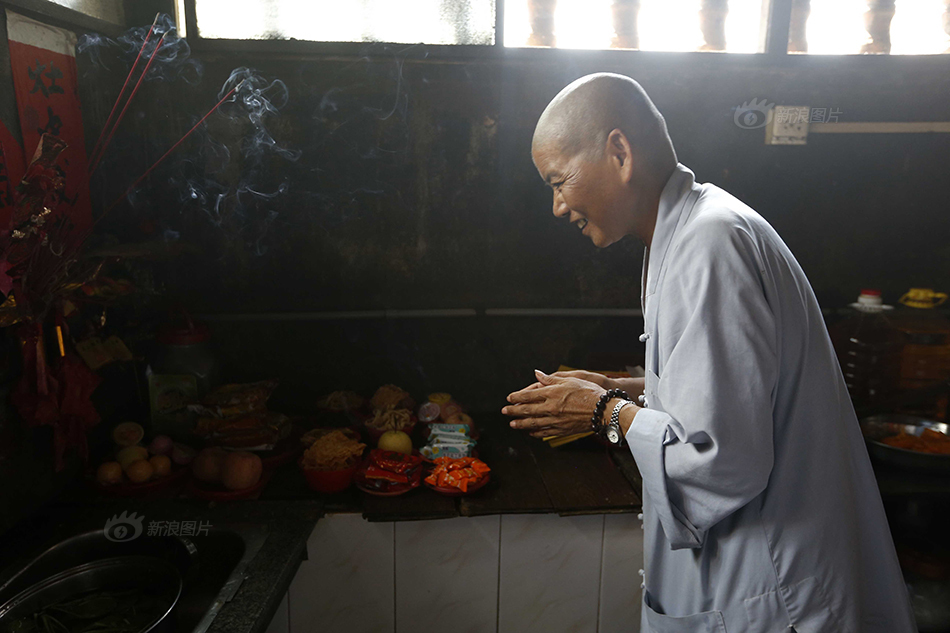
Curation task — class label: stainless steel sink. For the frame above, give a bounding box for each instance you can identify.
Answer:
[0,523,267,633]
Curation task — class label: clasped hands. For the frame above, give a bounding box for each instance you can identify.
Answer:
[502,369,624,439]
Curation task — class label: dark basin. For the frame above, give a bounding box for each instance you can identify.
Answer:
[0,523,267,633]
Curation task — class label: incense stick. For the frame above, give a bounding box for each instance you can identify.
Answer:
[101,81,244,218]
[544,431,594,447]
[89,31,168,175]
[44,81,244,289]
[88,13,160,167]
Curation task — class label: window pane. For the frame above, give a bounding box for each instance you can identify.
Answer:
[792,0,949,54]
[504,0,767,52]
[890,1,948,54]
[194,0,496,45]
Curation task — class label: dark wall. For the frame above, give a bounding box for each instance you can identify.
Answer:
[71,42,950,411]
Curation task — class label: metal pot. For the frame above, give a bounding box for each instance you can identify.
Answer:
[0,555,181,632]
[860,413,950,473]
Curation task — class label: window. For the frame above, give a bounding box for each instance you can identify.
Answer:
[182,0,950,55]
[790,0,949,54]
[191,0,496,45]
[503,0,768,53]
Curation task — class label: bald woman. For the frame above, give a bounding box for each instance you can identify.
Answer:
[503,74,915,633]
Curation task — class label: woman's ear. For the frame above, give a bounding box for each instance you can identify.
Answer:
[606,128,634,183]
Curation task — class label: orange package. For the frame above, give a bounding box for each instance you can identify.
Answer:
[425,457,490,492]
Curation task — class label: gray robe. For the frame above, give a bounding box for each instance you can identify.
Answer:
[627,164,916,633]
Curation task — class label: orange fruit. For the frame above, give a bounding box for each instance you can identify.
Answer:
[126,459,154,484]
[97,462,123,485]
[149,454,172,478]
[221,451,263,491]
[117,445,149,470]
[112,422,144,447]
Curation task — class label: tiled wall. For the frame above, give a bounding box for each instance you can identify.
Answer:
[282,512,644,633]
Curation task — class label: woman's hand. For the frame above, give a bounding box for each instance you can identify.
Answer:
[502,369,605,438]
[548,369,618,390]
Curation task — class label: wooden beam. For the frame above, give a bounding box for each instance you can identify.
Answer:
[810,121,950,133]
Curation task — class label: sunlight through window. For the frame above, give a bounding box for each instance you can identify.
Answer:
[504,0,766,52]
[797,0,948,54]
[194,0,495,45]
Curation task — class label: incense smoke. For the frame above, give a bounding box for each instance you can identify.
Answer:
[160,68,301,256]
[77,14,203,84]
[219,68,302,162]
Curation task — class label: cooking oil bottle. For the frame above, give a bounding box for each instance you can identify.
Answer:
[830,289,903,410]
[892,288,950,391]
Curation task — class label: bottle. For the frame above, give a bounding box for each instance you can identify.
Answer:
[148,309,220,439]
[830,289,903,411]
[891,288,950,391]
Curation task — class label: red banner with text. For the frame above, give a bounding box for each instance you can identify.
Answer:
[5,10,91,236]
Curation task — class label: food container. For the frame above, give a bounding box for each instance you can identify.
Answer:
[362,412,417,444]
[860,414,950,473]
[300,458,360,494]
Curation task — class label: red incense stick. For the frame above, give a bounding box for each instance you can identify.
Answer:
[88,13,160,167]
[89,31,169,175]
[48,80,244,282]
[100,81,244,219]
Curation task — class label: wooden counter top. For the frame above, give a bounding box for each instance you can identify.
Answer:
[261,415,642,521]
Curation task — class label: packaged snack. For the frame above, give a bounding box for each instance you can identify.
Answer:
[357,449,424,492]
[425,457,490,492]
[188,379,278,418]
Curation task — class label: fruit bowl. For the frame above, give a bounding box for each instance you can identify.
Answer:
[299,457,360,494]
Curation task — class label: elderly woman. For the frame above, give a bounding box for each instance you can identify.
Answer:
[503,73,915,633]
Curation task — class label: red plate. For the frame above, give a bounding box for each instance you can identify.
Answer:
[258,427,305,470]
[89,466,190,497]
[424,473,490,496]
[355,479,420,496]
[354,467,421,497]
[183,469,273,501]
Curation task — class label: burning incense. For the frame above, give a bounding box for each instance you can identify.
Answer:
[89,31,169,175]
[44,80,245,288]
[88,13,160,167]
[101,80,245,220]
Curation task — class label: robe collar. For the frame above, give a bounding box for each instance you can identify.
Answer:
[644,163,701,299]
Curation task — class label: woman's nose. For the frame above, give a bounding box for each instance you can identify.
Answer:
[553,191,568,217]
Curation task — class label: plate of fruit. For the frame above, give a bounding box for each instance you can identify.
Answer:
[184,447,271,500]
[91,423,197,496]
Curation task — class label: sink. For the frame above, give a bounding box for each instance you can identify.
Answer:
[0,523,267,633]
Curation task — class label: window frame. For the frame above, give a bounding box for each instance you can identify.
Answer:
[179,0,801,59]
[1,0,127,36]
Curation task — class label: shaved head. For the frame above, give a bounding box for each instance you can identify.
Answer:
[532,73,676,175]
[530,74,678,248]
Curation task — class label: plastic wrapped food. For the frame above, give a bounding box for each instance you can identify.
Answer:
[189,379,278,418]
[425,457,490,492]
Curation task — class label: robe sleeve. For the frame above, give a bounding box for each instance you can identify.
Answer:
[626,216,778,550]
